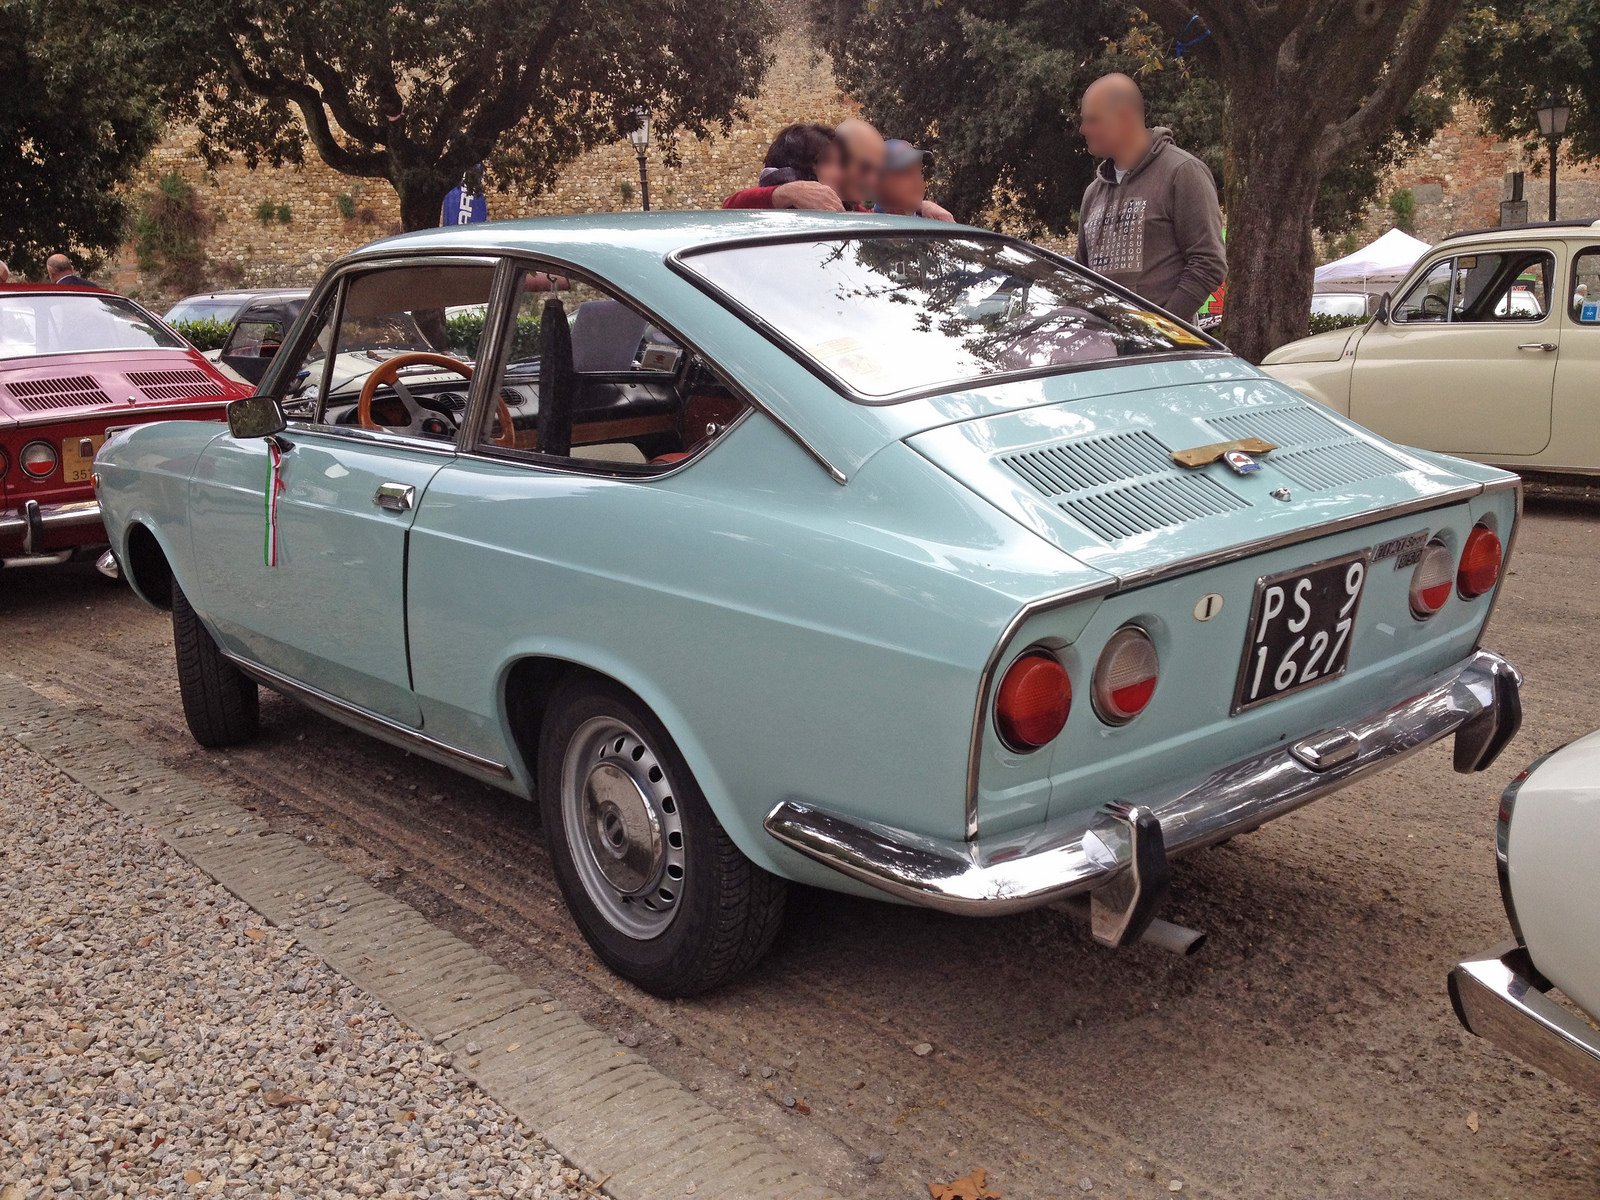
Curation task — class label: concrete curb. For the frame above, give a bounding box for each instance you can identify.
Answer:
[2,674,838,1200]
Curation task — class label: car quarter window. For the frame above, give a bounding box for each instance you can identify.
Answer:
[467,267,748,472]
[1571,247,1600,322]
[1396,250,1553,324]
[273,261,498,441]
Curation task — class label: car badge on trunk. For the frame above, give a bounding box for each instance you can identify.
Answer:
[1223,449,1261,474]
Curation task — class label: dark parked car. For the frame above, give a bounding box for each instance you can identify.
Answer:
[165,288,311,385]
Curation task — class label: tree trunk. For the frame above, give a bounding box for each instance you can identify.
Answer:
[397,177,452,233]
[1217,93,1324,365]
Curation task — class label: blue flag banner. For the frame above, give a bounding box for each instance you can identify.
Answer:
[442,186,488,225]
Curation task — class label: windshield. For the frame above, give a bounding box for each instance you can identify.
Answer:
[681,234,1215,399]
[0,293,185,360]
[165,299,244,325]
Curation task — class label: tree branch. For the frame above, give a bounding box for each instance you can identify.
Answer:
[222,41,386,177]
[1319,0,1461,166]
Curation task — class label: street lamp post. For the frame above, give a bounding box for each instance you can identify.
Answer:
[628,107,652,212]
[1536,93,1571,221]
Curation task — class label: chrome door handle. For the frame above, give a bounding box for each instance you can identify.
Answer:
[1517,342,1557,352]
[373,482,415,512]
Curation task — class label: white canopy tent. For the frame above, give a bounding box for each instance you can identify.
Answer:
[1314,228,1431,294]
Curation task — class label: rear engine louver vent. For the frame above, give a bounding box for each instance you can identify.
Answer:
[1207,404,1408,492]
[126,368,225,402]
[3,374,113,412]
[1002,430,1250,543]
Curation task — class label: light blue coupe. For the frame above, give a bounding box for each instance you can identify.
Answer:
[95,213,1524,994]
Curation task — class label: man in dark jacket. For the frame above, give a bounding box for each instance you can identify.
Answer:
[46,254,97,288]
[1077,73,1225,321]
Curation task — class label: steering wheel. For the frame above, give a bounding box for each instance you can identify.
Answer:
[1419,293,1449,320]
[357,352,516,447]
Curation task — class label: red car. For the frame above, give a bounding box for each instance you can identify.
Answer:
[0,283,251,575]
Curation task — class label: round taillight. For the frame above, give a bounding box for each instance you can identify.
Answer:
[1409,539,1454,618]
[20,440,58,479]
[994,651,1072,752]
[1092,625,1159,724]
[1457,524,1503,598]
[0,446,9,479]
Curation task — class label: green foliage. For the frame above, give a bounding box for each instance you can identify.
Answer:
[134,172,212,294]
[275,202,293,224]
[255,200,277,224]
[1389,188,1418,232]
[1456,1,1600,163]
[82,0,777,230]
[335,192,357,219]
[170,317,233,351]
[444,311,541,360]
[0,1,166,276]
[1307,312,1368,336]
[619,179,636,206]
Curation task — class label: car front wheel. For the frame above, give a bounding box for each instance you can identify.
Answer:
[538,678,786,996]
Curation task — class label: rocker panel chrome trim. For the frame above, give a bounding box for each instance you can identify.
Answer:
[223,653,514,782]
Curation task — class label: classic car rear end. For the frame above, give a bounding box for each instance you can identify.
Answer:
[0,285,248,570]
[94,215,1524,993]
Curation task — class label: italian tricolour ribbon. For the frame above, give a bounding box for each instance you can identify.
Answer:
[263,439,286,566]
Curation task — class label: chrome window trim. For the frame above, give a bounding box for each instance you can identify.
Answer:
[280,246,844,485]
[224,651,513,782]
[666,228,1231,407]
[963,481,1502,841]
[7,399,232,428]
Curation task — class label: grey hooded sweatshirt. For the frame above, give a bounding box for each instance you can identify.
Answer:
[1077,127,1226,320]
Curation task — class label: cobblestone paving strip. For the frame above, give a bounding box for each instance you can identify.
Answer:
[1,674,837,1200]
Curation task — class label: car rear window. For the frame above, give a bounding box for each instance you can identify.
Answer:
[0,293,185,360]
[679,233,1215,400]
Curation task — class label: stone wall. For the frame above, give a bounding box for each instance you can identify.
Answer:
[1354,104,1600,246]
[112,28,853,303]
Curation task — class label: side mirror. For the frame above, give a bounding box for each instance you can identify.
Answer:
[1373,291,1392,324]
[227,395,288,440]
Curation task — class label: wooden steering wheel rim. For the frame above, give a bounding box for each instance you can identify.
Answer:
[355,351,516,448]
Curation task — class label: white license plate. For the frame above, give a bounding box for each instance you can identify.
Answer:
[1233,551,1369,712]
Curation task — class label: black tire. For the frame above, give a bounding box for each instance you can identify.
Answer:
[538,677,786,997]
[172,581,259,748]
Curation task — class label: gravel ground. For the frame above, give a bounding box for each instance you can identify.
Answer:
[0,739,597,1200]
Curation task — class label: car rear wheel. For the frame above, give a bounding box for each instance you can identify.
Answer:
[538,678,786,996]
[172,581,259,748]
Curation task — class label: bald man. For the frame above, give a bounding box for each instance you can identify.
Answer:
[46,254,95,287]
[1077,73,1224,320]
[0,261,10,284]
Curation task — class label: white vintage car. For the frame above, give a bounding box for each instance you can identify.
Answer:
[1264,220,1600,476]
[1450,735,1600,1099]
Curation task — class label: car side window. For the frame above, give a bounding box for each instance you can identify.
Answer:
[1394,258,1454,323]
[469,267,747,472]
[1571,248,1600,322]
[272,261,499,441]
[222,310,286,360]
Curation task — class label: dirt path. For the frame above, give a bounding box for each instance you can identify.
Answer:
[4,496,1599,1199]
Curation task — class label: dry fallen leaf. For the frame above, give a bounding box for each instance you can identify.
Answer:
[400,1110,416,1122]
[929,1168,1001,1200]
[182,1170,202,1185]
[244,928,264,941]
[1466,1110,1480,1133]
[263,1088,308,1107]
[506,1042,522,1052]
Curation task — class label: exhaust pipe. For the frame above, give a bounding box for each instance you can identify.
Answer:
[1056,897,1208,957]
[95,549,121,580]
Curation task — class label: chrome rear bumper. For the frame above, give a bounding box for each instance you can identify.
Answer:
[0,498,106,558]
[766,649,1521,928]
[1450,943,1600,1101]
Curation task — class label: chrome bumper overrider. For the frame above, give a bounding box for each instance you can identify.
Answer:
[766,649,1521,935]
[0,499,105,557]
[1450,943,1600,1101]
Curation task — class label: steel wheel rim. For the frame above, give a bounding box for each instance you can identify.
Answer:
[560,716,685,940]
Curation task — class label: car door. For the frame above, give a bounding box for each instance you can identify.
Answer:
[187,257,504,726]
[219,299,292,386]
[1349,245,1558,457]
[1549,243,1600,471]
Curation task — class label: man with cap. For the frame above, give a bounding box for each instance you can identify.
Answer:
[873,139,934,216]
